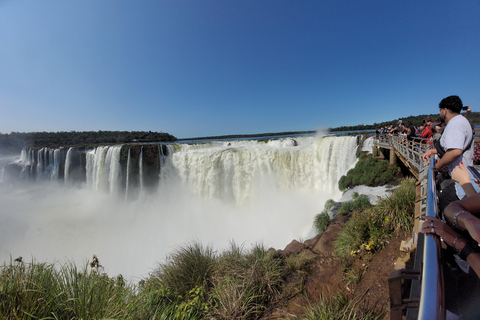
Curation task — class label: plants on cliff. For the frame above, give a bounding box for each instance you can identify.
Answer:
[334,177,415,259]
[0,257,137,320]
[208,243,285,320]
[313,199,335,233]
[301,292,384,320]
[337,194,371,216]
[338,153,400,191]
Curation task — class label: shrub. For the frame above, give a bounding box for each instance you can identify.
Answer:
[150,241,216,297]
[335,178,415,259]
[314,211,331,233]
[337,195,371,216]
[338,154,400,191]
[209,243,285,319]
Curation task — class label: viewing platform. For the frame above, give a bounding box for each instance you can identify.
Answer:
[373,134,480,320]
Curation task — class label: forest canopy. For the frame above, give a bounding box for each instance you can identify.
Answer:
[0,131,177,154]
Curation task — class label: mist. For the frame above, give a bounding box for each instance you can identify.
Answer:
[0,174,333,281]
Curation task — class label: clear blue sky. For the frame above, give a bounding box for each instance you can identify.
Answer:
[1,0,479,139]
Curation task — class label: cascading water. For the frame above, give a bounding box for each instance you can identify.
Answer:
[0,134,365,280]
[164,135,357,204]
[125,147,131,200]
[139,146,144,194]
[86,146,122,194]
[64,147,73,183]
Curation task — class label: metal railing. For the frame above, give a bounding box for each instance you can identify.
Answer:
[417,157,445,319]
[390,136,430,173]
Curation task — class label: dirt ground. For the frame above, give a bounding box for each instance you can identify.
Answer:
[260,215,411,319]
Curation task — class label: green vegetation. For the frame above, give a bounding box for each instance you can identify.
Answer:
[313,199,335,233]
[0,243,288,320]
[301,292,384,320]
[337,195,372,216]
[0,131,177,153]
[338,153,400,191]
[335,177,416,259]
[314,195,372,234]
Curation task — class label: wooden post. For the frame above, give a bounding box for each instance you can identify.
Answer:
[390,149,397,165]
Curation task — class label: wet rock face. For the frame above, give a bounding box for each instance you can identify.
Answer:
[15,144,170,198]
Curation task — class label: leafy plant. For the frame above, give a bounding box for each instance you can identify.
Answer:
[339,154,400,191]
[314,211,331,233]
[335,178,415,259]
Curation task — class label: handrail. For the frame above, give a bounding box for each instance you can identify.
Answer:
[417,158,445,319]
[373,135,444,319]
[374,134,430,174]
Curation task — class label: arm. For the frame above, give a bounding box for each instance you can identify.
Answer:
[421,216,480,278]
[464,106,471,119]
[444,193,480,243]
[434,148,463,172]
[451,163,478,197]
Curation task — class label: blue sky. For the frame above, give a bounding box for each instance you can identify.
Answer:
[1,0,479,139]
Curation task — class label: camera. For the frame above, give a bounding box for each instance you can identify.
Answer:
[462,106,469,110]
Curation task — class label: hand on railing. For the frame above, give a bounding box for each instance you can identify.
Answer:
[422,149,437,163]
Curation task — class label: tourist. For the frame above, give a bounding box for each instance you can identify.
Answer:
[421,118,433,139]
[422,95,475,212]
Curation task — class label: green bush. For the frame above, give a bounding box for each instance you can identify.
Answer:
[314,211,331,233]
[337,195,371,216]
[335,178,415,259]
[339,154,400,191]
[313,199,337,234]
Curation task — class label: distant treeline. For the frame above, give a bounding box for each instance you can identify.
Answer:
[0,131,177,154]
[179,131,317,142]
[330,112,480,132]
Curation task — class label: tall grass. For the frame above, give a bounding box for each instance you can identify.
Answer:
[335,177,416,259]
[301,292,384,320]
[208,243,285,320]
[0,258,138,320]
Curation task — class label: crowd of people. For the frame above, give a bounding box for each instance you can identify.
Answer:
[376,106,472,148]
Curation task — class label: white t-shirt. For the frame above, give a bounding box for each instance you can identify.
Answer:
[439,114,474,172]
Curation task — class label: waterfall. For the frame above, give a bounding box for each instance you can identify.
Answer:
[139,146,144,194]
[86,146,122,193]
[6,135,361,201]
[164,135,358,204]
[125,147,131,200]
[64,147,73,183]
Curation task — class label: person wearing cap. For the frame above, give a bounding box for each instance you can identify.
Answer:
[422,95,474,212]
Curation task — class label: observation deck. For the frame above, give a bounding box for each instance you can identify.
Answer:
[373,135,480,320]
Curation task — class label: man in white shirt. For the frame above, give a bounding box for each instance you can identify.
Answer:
[422,95,474,211]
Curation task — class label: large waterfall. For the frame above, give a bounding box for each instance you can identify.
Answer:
[0,134,364,280]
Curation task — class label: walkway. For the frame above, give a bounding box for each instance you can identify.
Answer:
[373,135,443,320]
